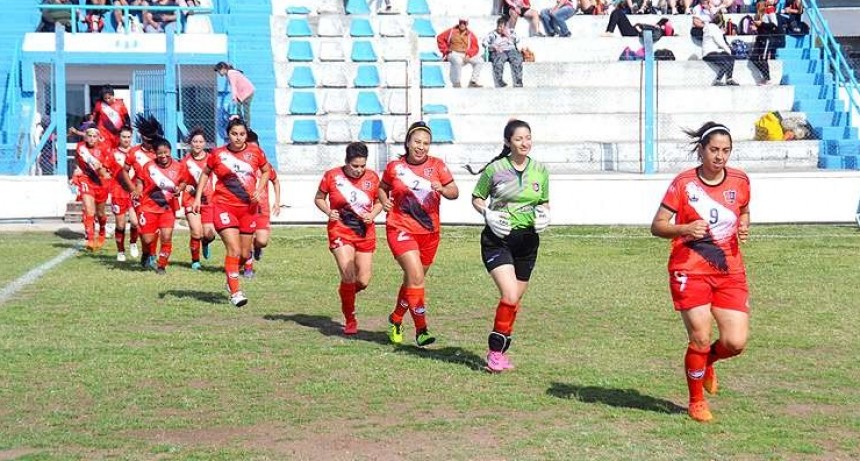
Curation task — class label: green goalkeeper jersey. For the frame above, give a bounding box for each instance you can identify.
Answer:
[472,156,550,230]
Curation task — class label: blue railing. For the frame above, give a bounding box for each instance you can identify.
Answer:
[804,0,860,120]
[1,42,22,146]
[642,30,656,174]
[37,3,212,34]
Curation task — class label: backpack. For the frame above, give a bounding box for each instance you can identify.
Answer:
[725,19,738,36]
[754,112,784,141]
[638,24,664,43]
[656,18,674,37]
[654,49,676,60]
[738,15,755,35]
[619,46,645,61]
[730,39,751,59]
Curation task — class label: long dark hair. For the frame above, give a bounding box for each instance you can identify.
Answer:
[465,119,531,174]
[133,113,164,143]
[683,121,732,154]
[402,121,432,158]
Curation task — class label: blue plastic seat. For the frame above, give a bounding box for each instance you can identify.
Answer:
[292,120,320,143]
[286,18,312,37]
[421,66,445,88]
[289,92,318,115]
[355,91,384,115]
[288,66,316,88]
[359,119,387,142]
[286,6,311,14]
[354,65,381,87]
[287,41,314,61]
[419,51,442,62]
[345,0,371,14]
[407,0,431,14]
[350,18,375,37]
[422,104,448,114]
[428,119,454,143]
[351,41,378,62]
[412,18,436,37]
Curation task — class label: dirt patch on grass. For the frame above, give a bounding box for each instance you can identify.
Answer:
[0,449,42,460]
[781,403,849,418]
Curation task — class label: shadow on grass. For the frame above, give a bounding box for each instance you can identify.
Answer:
[546,382,686,414]
[51,242,81,250]
[54,228,83,240]
[264,313,486,370]
[172,260,223,274]
[159,289,224,305]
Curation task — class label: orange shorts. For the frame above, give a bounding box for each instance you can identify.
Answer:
[386,227,440,266]
[329,231,376,253]
[213,202,258,234]
[669,272,749,312]
[256,212,271,231]
[138,210,176,234]
[80,179,109,204]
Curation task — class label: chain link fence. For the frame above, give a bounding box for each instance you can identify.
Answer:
[177,64,218,151]
[33,63,59,176]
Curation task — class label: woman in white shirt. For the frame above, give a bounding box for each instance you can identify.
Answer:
[702,13,738,86]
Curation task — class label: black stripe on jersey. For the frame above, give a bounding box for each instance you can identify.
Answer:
[660,202,677,214]
[149,189,170,209]
[222,175,252,203]
[339,208,367,238]
[685,236,729,273]
[399,194,434,232]
[84,167,103,186]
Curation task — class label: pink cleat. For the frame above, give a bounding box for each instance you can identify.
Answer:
[486,351,513,373]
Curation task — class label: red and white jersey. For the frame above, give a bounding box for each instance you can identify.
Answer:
[259,169,279,216]
[125,145,156,176]
[136,159,193,214]
[381,156,453,235]
[207,143,269,208]
[111,146,132,200]
[182,152,214,206]
[94,99,129,136]
[661,166,751,275]
[319,166,380,240]
[75,141,118,187]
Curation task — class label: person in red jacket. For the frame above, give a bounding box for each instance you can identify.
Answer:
[436,18,484,88]
[92,86,130,150]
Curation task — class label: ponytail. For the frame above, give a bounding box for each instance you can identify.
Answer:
[465,146,510,175]
[464,119,530,175]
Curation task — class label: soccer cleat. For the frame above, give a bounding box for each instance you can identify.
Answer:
[500,352,515,370]
[253,247,263,261]
[95,235,106,250]
[147,256,157,270]
[202,242,210,260]
[703,365,718,395]
[191,261,202,271]
[688,400,713,422]
[415,329,436,347]
[242,268,255,279]
[387,317,403,344]
[343,318,358,335]
[155,267,166,275]
[129,243,140,258]
[486,351,508,373]
[85,240,96,252]
[116,252,126,262]
[230,290,248,307]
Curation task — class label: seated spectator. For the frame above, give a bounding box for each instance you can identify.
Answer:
[603,5,643,36]
[690,0,716,40]
[84,0,108,33]
[144,0,177,33]
[483,17,524,88]
[579,0,601,15]
[436,18,484,88]
[540,0,575,37]
[37,0,74,32]
[780,0,804,30]
[702,12,738,86]
[112,0,148,33]
[503,0,544,37]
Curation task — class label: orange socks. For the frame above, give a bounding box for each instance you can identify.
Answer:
[390,285,408,324]
[225,256,240,294]
[157,242,172,269]
[685,344,710,403]
[339,282,357,321]
[97,216,107,237]
[189,238,201,262]
[83,214,95,242]
[492,300,518,336]
[405,287,426,331]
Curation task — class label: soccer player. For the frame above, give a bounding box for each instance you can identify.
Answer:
[126,114,162,267]
[379,121,459,346]
[135,138,192,274]
[192,119,272,307]
[93,85,130,150]
[650,122,751,423]
[314,142,382,335]
[75,127,115,251]
[468,119,550,373]
[110,126,140,262]
[242,130,280,278]
[181,128,216,270]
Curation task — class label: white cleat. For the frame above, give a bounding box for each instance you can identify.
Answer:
[230,291,248,308]
[116,252,126,262]
[129,243,140,258]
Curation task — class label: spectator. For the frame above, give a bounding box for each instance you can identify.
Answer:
[503,0,544,37]
[702,12,738,86]
[112,0,148,33]
[780,0,803,29]
[540,0,575,37]
[436,18,484,88]
[483,17,524,88]
[214,62,256,127]
[691,0,716,40]
[37,0,74,32]
[579,0,601,14]
[750,21,778,85]
[68,113,97,142]
[603,4,642,36]
[143,0,177,33]
[84,0,108,32]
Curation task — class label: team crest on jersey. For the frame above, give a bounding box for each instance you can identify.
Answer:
[424,168,434,177]
[364,180,372,190]
[532,182,540,192]
[243,153,252,162]
[723,190,737,204]
[686,187,700,202]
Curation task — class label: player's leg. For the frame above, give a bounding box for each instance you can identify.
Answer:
[113,204,128,261]
[95,200,108,249]
[679,304,716,422]
[128,206,140,258]
[155,217,175,273]
[200,205,216,260]
[81,193,97,249]
[219,227,246,306]
[705,276,750,396]
[333,244,358,334]
[186,210,204,270]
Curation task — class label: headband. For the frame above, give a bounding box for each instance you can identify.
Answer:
[700,125,730,144]
[85,127,100,135]
[406,124,432,140]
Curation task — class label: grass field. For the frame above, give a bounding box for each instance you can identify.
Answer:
[0,225,858,460]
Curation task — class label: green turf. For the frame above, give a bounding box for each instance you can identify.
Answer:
[0,225,858,460]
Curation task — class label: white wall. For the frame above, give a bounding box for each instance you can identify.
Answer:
[4,172,860,224]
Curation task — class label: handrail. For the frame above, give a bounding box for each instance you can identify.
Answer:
[2,41,22,144]
[803,0,860,118]
[38,4,212,34]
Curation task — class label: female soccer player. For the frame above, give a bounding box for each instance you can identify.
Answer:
[379,121,459,346]
[468,119,550,373]
[242,130,280,278]
[181,128,216,270]
[75,127,114,251]
[650,121,751,423]
[126,114,162,267]
[110,126,140,262]
[135,138,192,274]
[314,142,382,335]
[93,85,130,150]
[192,119,272,307]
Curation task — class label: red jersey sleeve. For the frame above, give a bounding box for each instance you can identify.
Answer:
[660,176,683,213]
[318,170,332,194]
[434,158,454,186]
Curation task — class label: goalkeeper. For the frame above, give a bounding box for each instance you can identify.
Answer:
[467,119,550,373]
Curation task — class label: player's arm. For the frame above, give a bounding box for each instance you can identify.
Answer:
[650,205,707,240]
[738,204,750,243]
[366,197,384,223]
[270,176,282,216]
[378,181,393,212]
[433,179,459,200]
[253,163,272,203]
[471,196,488,215]
[313,190,338,221]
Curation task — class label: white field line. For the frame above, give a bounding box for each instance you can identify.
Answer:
[0,248,77,305]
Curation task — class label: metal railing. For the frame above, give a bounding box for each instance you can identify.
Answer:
[804,0,860,121]
[37,3,212,34]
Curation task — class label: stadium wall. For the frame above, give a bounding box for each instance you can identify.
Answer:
[4,173,859,224]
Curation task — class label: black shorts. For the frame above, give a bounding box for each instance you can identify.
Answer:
[502,4,531,17]
[480,226,540,281]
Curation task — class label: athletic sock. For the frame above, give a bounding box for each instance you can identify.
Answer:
[390,285,408,324]
[189,237,201,262]
[225,256,240,294]
[157,242,173,269]
[405,287,427,332]
[115,229,126,252]
[97,216,107,237]
[148,239,157,257]
[339,282,357,321]
[129,226,139,244]
[83,214,95,242]
[685,344,710,403]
